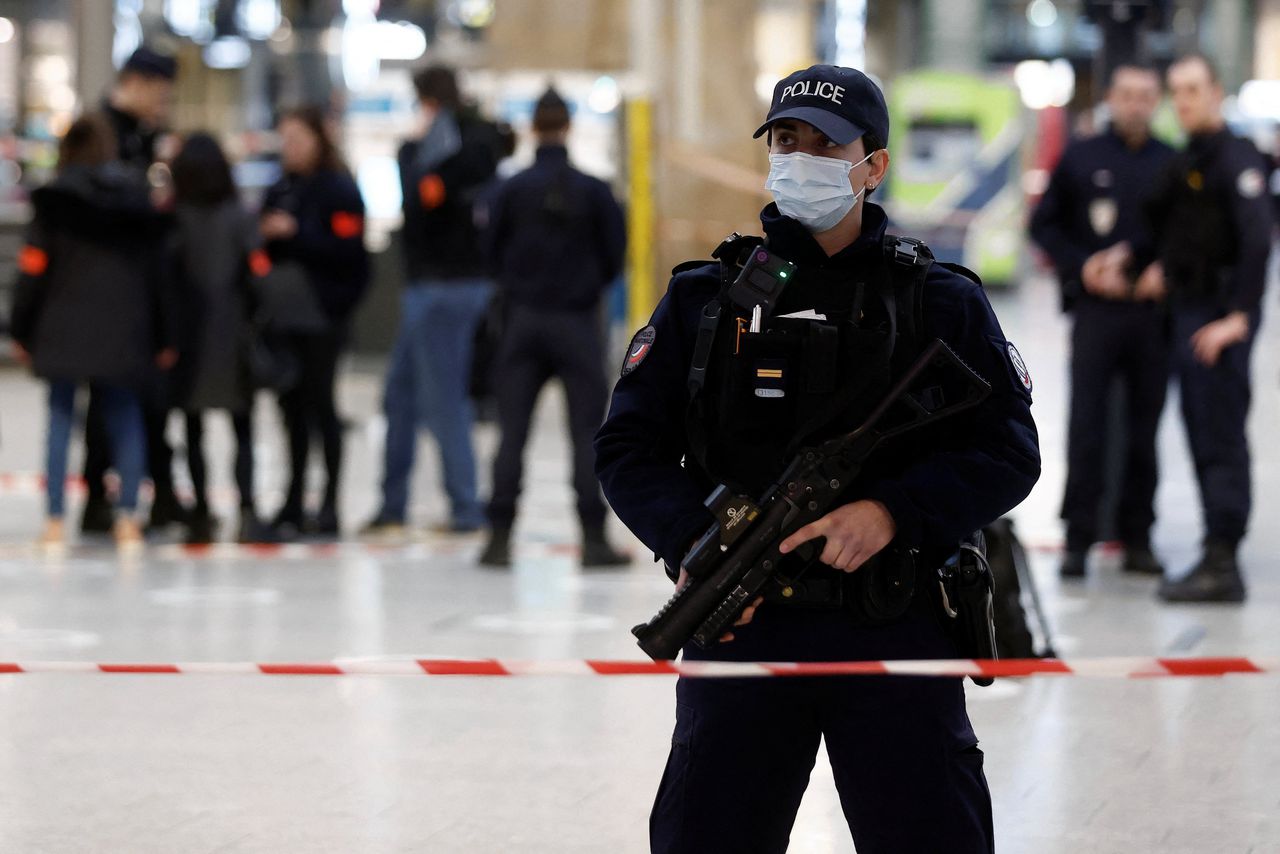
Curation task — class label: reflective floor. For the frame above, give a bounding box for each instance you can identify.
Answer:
[1,272,1278,853]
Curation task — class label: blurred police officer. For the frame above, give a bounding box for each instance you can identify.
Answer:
[82,46,183,536]
[477,89,628,568]
[596,65,1040,853]
[1139,54,1275,603]
[1029,64,1174,579]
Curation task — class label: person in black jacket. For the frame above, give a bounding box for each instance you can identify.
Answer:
[9,114,174,550]
[362,66,501,536]
[81,46,186,537]
[1137,55,1275,603]
[595,65,1039,853]
[1028,64,1174,579]
[260,107,370,539]
[168,133,270,544]
[476,88,629,568]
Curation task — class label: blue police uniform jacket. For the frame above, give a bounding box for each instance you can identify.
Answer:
[595,202,1041,577]
[1029,128,1175,311]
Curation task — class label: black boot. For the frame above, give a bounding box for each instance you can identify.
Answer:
[237,511,276,545]
[185,508,217,545]
[479,527,512,568]
[1158,541,1246,603]
[269,503,305,542]
[149,492,191,532]
[306,505,340,539]
[1058,549,1087,579]
[80,495,116,535]
[1121,542,1164,576]
[581,525,630,569]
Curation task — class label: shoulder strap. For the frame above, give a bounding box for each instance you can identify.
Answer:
[685,232,765,397]
[882,234,933,358]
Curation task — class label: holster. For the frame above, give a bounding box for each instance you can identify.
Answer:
[935,531,998,686]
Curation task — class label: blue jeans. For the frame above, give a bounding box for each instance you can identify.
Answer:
[379,280,492,527]
[47,381,145,517]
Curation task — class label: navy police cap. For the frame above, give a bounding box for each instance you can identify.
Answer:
[753,65,889,147]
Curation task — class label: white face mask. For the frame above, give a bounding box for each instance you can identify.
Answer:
[765,150,875,233]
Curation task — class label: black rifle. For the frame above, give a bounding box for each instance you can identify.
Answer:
[633,339,991,661]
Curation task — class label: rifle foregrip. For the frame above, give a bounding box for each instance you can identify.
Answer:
[691,585,753,648]
[633,574,739,661]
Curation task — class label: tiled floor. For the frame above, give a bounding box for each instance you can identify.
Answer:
[0,271,1278,853]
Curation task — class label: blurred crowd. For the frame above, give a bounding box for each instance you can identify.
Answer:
[6,47,628,565]
[4,45,1279,593]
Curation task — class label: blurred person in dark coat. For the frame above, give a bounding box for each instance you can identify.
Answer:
[361,66,502,537]
[9,114,175,550]
[80,45,185,536]
[168,133,272,544]
[259,107,370,539]
[477,88,629,568]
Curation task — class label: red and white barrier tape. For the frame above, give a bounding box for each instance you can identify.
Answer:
[0,657,1276,679]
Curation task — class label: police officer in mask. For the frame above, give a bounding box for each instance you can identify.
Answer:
[1029,64,1174,579]
[1138,54,1275,603]
[595,65,1040,853]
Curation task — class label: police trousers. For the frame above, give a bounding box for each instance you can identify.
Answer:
[1060,299,1170,550]
[486,303,610,530]
[1171,302,1261,546]
[650,598,993,854]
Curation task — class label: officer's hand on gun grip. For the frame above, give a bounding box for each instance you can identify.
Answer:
[676,567,763,643]
[777,500,897,573]
[1191,312,1250,367]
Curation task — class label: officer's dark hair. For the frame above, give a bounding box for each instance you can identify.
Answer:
[532,88,571,134]
[1170,53,1221,85]
[57,113,117,172]
[277,105,348,174]
[413,65,461,110]
[860,132,885,197]
[171,132,236,206]
[1109,62,1161,88]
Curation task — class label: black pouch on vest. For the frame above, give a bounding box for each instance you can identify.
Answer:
[843,545,917,626]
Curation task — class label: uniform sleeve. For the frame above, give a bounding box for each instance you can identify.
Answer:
[289,173,367,270]
[594,278,717,573]
[1225,146,1275,315]
[1135,160,1179,272]
[860,278,1041,549]
[8,220,52,347]
[1028,151,1089,307]
[398,134,497,221]
[593,180,627,286]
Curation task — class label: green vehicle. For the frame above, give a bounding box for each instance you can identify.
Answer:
[885,70,1026,287]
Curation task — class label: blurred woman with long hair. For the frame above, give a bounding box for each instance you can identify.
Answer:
[258,107,369,539]
[168,132,270,543]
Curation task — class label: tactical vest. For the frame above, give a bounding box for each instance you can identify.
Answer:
[683,233,935,497]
